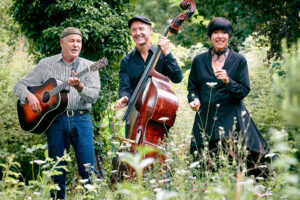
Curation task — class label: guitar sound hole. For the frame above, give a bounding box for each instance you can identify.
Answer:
[42,92,50,103]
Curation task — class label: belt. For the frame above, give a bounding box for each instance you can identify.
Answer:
[62,110,89,117]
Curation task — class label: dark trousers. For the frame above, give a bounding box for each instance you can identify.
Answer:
[46,114,96,199]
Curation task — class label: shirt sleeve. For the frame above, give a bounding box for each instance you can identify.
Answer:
[187,57,200,103]
[118,58,133,100]
[13,60,46,101]
[226,57,250,101]
[162,53,182,83]
[79,70,101,103]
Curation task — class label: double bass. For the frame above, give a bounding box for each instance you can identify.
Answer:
[115,0,196,179]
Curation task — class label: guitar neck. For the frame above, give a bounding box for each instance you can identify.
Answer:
[50,67,90,96]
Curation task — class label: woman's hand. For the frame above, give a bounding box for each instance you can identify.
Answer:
[157,36,170,56]
[189,98,201,111]
[215,69,229,84]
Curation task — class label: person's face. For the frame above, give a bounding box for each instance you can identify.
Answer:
[130,21,152,46]
[60,34,82,63]
[210,30,229,51]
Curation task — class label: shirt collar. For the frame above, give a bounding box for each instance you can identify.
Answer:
[132,43,156,56]
[57,53,77,66]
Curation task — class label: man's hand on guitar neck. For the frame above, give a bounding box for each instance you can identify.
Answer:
[68,70,83,92]
[27,93,42,113]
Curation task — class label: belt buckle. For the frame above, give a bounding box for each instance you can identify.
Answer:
[67,110,74,117]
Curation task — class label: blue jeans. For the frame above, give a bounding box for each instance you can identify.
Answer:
[46,114,96,199]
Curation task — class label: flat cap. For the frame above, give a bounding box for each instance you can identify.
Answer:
[60,27,82,39]
[128,16,152,28]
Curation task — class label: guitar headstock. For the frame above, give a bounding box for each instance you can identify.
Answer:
[90,57,108,71]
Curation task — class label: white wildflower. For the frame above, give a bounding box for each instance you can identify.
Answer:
[255,191,273,197]
[158,117,169,122]
[154,188,162,192]
[33,160,46,165]
[79,179,89,183]
[241,110,247,116]
[125,143,132,148]
[33,192,41,195]
[111,141,119,145]
[175,169,188,174]
[150,179,156,184]
[265,153,276,158]
[185,135,193,139]
[84,184,95,191]
[158,179,169,183]
[122,174,130,178]
[258,165,268,169]
[83,163,91,167]
[206,82,217,88]
[119,145,127,149]
[111,170,118,174]
[216,104,220,107]
[237,179,254,185]
[156,190,178,200]
[189,161,200,168]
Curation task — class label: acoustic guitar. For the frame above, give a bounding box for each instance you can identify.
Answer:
[17,57,108,134]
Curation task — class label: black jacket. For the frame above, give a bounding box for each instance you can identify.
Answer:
[119,44,182,100]
[187,47,269,154]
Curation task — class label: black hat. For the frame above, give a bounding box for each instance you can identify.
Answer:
[128,16,152,28]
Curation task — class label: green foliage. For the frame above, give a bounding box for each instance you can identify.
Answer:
[269,129,300,199]
[279,41,300,127]
[133,0,299,60]
[0,0,20,48]
[241,0,299,60]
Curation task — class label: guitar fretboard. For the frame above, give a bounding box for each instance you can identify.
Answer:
[49,67,90,97]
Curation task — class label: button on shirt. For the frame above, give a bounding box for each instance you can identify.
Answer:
[14,54,100,111]
[118,44,182,100]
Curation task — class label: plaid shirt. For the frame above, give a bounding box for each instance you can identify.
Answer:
[14,54,100,111]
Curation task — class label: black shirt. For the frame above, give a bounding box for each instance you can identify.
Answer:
[187,47,269,154]
[119,44,182,100]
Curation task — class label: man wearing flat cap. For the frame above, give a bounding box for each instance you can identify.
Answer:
[116,16,182,117]
[14,27,100,199]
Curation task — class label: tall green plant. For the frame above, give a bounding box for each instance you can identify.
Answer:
[280,41,300,127]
